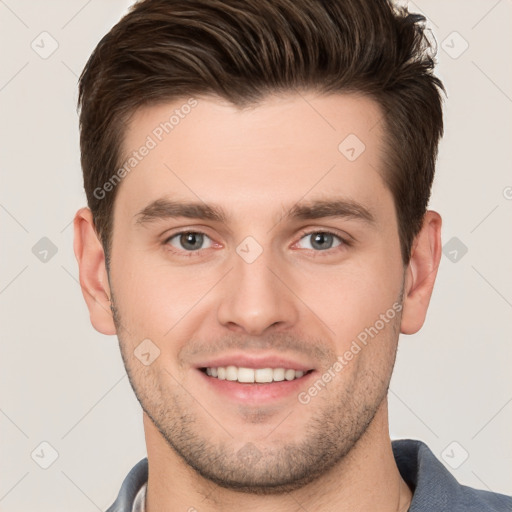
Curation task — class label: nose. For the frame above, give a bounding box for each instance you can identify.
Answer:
[216,247,300,335]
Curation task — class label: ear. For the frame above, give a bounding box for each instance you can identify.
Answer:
[73,208,116,335]
[400,210,442,335]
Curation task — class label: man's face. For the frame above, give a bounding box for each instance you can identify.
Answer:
[108,93,406,492]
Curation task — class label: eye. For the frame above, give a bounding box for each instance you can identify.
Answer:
[296,231,344,251]
[166,231,213,251]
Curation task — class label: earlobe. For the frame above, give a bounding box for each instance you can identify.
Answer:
[400,210,442,335]
[73,208,117,335]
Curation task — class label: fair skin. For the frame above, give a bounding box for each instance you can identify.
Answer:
[74,92,442,512]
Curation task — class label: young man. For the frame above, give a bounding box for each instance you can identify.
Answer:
[73,0,511,510]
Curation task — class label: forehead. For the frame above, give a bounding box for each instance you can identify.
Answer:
[116,92,389,221]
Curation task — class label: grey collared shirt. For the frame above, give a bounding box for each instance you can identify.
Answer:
[106,439,512,511]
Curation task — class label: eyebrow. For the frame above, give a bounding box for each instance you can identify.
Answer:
[135,199,226,224]
[134,198,375,226]
[286,199,375,224]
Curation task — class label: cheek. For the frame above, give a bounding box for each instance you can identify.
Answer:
[293,249,403,346]
[110,250,222,339]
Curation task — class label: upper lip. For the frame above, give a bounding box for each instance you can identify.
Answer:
[195,353,315,372]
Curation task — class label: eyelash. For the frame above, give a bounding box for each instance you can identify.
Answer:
[296,229,352,253]
[163,229,352,258]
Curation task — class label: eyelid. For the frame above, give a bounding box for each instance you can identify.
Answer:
[161,227,353,258]
[161,225,215,242]
[163,229,216,246]
[294,228,353,248]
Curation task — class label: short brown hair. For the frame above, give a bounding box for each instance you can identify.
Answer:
[78,0,444,263]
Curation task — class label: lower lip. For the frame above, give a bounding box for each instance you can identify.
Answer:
[197,369,316,404]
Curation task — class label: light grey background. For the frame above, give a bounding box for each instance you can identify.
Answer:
[1,1,511,510]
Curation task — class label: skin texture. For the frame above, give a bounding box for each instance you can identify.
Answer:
[74,92,442,512]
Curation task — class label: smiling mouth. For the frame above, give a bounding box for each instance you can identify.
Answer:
[200,366,314,383]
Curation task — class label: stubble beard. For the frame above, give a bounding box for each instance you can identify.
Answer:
[111,296,401,495]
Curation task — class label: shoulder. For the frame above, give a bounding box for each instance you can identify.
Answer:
[105,458,148,512]
[392,439,512,512]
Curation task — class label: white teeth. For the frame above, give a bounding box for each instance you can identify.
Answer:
[284,369,296,381]
[225,365,238,381]
[254,368,273,383]
[237,367,255,383]
[204,366,308,383]
[273,368,285,381]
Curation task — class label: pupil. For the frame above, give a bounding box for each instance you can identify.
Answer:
[312,233,332,250]
[181,232,203,250]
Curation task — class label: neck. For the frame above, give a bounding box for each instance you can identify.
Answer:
[143,400,412,512]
